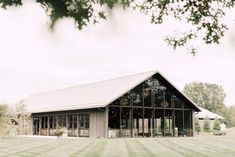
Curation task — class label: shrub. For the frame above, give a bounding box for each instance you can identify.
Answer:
[195,118,201,134]
[203,116,211,133]
[213,118,221,131]
[55,127,65,137]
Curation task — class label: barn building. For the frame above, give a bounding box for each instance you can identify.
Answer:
[26,71,200,138]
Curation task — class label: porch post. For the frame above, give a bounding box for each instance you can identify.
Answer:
[130,98,133,138]
[39,115,41,135]
[151,89,155,137]
[30,115,33,135]
[77,114,79,137]
[104,106,109,138]
[172,95,175,137]
[192,109,195,136]
[47,115,49,136]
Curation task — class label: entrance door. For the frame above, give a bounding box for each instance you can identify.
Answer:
[33,117,39,135]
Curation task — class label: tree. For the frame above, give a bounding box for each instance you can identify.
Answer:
[203,116,211,133]
[1,0,235,54]
[183,82,235,128]
[228,106,235,127]
[0,104,7,119]
[213,118,221,131]
[183,82,226,114]
[194,118,201,134]
[221,105,235,127]
[0,104,16,138]
[16,100,31,135]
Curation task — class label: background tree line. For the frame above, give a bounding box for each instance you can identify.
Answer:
[183,82,235,128]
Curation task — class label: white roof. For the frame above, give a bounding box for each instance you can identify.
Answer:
[195,107,224,119]
[26,70,201,113]
[26,71,157,113]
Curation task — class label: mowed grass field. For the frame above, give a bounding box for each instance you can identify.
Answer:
[1,129,235,157]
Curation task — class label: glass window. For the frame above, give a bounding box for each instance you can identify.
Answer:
[79,114,89,137]
[164,109,173,136]
[154,109,164,136]
[133,108,143,137]
[164,90,172,108]
[120,107,131,137]
[153,80,167,107]
[155,91,163,107]
[68,114,77,129]
[58,115,66,128]
[79,114,89,129]
[49,116,53,129]
[184,110,192,136]
[107,75,194,138]
[41,116,48,129]
[110,99,120,106]
[174,95,184,108]
[143,88,151,107]
[120,96,130,107]
[85,114,89,129]
[108,107,120,129]
[143,79,152,107]
[131,84,143,107]
[53,116,57,129]
[175,110,184,136]
[183,103,191,109]
[143,109,152,137]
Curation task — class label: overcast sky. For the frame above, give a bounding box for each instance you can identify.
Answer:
[0,1,235,106]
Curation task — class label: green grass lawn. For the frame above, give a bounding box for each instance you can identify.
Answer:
[1,129,235,157]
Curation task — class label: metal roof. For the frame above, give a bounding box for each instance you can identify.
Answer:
[26,71,157,113]
[195,107,224,119]
[26,70,201,113]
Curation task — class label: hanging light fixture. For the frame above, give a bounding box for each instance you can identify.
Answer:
[120,98,129,106]
[161,100,169,108]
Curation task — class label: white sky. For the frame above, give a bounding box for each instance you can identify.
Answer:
[0,1,235,106]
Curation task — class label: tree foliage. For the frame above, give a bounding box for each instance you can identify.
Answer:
[183,82,226,114]
[221,105,235,127]
[0,104,16,138]
[1,0,235,53]
[0,104,9,138]
[0,104,7,118]
[16,100,31,135]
